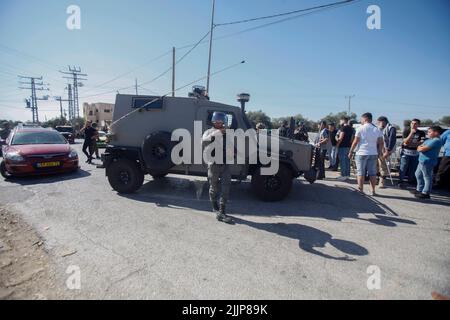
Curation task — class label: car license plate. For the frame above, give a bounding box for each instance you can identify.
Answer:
[36,161,60,168]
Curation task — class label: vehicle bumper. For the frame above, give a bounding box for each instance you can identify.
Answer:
[4,159,79,176]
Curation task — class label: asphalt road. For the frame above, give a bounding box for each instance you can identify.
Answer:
[1,141,449,299]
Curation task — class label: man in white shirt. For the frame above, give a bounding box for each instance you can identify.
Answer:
[348,113,384,195]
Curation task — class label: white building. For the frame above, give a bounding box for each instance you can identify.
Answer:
[83,102,114,128]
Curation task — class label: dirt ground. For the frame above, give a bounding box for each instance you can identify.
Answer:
[0,206,64,300]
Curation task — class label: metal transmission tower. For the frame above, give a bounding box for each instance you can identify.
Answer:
[60,66,87,120]
[18,76,50,123]
[54,95,71,119]
[65,84,74,121]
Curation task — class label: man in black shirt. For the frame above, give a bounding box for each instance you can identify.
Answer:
[81,121,97,164]
[328,123,338,169]
[336,116,354,180]
[399,119,426,188]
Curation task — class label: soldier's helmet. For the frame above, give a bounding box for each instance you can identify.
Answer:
[256,122,266,130]
[211,112,227,126]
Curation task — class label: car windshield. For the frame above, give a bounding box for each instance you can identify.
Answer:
[56,127,73,133]
[12,131,67,145]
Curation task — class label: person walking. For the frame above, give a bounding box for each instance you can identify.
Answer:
[314,121,329,180]
[348,113,384,195]
[336,116,353,181]
[328,123,338,170]
[399,119,426,188]
[81,121,96,164]
[202,112,233,224]
[377,116,397,188]
[434,129,450,191]
[412,126,443,199]
[89,122,100,160]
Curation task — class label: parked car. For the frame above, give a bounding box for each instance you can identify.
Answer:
[0,125,79,179]
[55,126,76,144]
[97,130,108,148]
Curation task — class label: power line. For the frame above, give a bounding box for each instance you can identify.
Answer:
[18,75,50,123]
[80,31,212,100]
[215,0,355,26]
[81,49,172,94]
[60,66,88,120]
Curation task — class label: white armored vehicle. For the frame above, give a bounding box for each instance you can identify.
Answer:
[102,91,316,201]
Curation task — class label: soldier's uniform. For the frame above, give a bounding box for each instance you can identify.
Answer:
[202,112,233,224]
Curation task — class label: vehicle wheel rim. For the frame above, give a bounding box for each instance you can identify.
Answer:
[119,170,131,185]
[265,175,281,191]
[152,144,167,160]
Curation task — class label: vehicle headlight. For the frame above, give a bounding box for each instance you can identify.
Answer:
[5,152,25,162]
[68,149,78,159]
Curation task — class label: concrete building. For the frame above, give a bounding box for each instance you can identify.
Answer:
[83,102,114,128]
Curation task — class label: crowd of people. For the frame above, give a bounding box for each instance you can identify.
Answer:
[283,112,449,199]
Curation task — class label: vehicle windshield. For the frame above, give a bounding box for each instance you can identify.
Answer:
[56,127,73,133]
[12,131,67,145]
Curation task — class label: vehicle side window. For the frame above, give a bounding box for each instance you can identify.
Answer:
[132,97,163,110]
[207,111,237,129]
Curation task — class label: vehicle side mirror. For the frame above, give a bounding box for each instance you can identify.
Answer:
[0,139,5,146]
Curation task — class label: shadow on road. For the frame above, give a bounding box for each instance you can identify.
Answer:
[118,175,421,260]
[2,168,91,186]
[233,217,368,261]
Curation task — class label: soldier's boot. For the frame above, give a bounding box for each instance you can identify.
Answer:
[209,194,219,212]
[216,203,233,224]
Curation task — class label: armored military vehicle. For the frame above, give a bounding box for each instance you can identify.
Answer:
[101,91,316,201]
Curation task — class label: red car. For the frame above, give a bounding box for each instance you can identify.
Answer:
[0,126,79,178]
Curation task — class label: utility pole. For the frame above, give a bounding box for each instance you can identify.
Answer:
[18,76,50,123]
[135,78,138,95]
[54,96,71,119]
[60,66,87,120]
[345,95,355,115]
[66,84,74,121]
[206,0,216,95]
[172,46,175,97]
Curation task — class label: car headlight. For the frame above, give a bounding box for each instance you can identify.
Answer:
[5,152,25,162]
[68,149,78,159]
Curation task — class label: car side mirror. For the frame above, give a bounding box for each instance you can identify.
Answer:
[0,139,5,146]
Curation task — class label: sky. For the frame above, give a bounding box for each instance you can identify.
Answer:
[0,0,449,127]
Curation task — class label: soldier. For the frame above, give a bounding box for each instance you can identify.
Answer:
[278,120,291,138]
[202,112,233,224]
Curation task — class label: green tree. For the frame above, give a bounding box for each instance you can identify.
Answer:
[321,111,357,126]
[42,117,69,128]
[271,114,315,132]
[438,116,450,127]
[246,110,272,129]
[420,119,435,126]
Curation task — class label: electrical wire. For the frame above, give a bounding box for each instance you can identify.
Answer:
[215,0,355,26]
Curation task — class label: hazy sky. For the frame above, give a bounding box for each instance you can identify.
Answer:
[0,0,449,126]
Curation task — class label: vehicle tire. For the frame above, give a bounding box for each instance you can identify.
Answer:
[0,161,13,179]
[107,158,144,193]
[251,164,293,201]
[142,131,176,174]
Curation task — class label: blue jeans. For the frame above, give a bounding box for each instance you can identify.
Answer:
[399,154,419,183]
[338,147,351,176]
[355,155,378,177]
[330,146,337,167]
[415,162,434,194]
